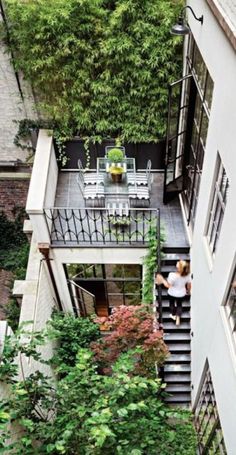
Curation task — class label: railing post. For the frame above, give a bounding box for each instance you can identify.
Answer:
[156,208,163,325]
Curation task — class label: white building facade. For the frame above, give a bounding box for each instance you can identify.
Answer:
[176,1,236,453]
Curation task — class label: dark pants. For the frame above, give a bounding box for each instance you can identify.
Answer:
[169,295,184,317]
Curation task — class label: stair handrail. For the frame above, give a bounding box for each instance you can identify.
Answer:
[156,209,163,326]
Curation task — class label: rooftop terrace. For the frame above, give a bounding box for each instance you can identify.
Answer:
[27,131,189,249]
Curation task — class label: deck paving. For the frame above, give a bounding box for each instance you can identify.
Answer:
[53,172,189,248]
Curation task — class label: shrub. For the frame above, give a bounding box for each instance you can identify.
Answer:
[91,305,168,376]
[47,311,101,369]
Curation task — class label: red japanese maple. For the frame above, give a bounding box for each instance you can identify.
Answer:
[91,305,169,376]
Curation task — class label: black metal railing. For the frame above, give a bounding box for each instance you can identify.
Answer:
[44,207,160,247]
[156,209,163,325]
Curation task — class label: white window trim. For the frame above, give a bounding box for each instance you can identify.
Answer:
[220,255,236,376]
[204,153,229,262]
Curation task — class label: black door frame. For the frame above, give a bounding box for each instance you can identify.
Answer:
[163,74,193,203]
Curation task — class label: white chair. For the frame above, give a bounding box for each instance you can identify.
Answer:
[77,172,104,205]
[127,159,152,187]
[106,200,129,216]
[77,159,104,185]
[128,186,150,207]
[128,186,149,199]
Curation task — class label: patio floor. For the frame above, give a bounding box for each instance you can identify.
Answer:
[53,172,189,248]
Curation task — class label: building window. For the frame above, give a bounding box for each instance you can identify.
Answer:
[224,265,236,345]
[182,36,214,229]
[195,363,227,454]
[206,156,229,255]
[65,263,142,311]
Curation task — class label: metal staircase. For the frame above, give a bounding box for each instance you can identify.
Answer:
[157,246,191,407]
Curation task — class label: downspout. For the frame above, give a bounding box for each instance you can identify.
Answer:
[38,243,63,312]
[0,0,24,101]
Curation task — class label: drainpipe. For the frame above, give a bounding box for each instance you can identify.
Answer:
[38,243,63,312]
[0,0,24,101]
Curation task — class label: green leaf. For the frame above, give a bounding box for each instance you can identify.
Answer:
[117,408,128,417]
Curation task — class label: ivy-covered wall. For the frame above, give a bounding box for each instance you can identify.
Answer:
[4,0,184,143]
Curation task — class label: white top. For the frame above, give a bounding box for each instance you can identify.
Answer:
[167,272,191,298]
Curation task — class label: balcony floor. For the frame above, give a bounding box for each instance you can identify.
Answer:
[53,172,189,248]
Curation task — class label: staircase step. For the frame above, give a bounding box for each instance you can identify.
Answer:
[162,307,190,322]
[164,364,191,373]
[162,246,190,254]
[165,394,191,403]
[161,253,190,265]
[164,373,191,383]
[168,343,191,352]
[164,384,191,393]
[164,332,191,342]
[156,297,190,307]
[163,322,190,330]
[166,353,191,363]
[161,265,178,274]
[162,312,190,321]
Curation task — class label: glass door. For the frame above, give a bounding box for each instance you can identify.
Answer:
[163,74,192,203]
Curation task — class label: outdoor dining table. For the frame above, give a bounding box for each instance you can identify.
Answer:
[96,157,136,215]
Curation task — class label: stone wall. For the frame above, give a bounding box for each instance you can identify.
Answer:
[0,6,37,162]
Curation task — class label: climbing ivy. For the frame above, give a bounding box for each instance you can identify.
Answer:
[4,0,184,143]
[142,222,165,304]
[0,210,29,331]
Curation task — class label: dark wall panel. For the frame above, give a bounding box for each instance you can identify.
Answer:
[57,139,165,170]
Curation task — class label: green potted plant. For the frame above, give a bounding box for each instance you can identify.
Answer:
[108,165,124,183]
[107,148,124,163]
[107,148,125,183]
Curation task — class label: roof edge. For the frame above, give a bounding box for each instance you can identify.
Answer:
[207,0,236,52]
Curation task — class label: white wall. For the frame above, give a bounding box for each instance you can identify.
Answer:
[13,233,57,379]
[26,129,58,243]
[186,1,236,453]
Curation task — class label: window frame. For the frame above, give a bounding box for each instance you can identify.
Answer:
[205,154,229,256]
[223,260,236,346]
[194,361,227,455]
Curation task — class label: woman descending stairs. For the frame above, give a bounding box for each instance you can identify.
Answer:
[156,246,191,408]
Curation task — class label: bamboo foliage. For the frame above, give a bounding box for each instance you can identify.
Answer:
[5,0,183,142]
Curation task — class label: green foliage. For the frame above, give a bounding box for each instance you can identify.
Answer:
[0,211,29,331]
[13,118,53,150]
[0,210,26,254]
[142,222,165,304]
[0,242,29,278]
[47,311,101,369]
[0,324,46,382]
[5,0,184,143]
[107,148,124,162]
[0,339,197,454]
[1,298,20,332]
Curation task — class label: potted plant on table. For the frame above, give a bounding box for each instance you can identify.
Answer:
[107,148,125,183]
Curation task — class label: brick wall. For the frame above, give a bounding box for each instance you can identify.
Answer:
[0,178,30,219]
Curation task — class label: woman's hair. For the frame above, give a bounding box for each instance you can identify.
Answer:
[177,260,190,277]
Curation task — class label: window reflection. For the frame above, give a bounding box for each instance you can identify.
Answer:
[225,269,236,336]
[193,45,207,93]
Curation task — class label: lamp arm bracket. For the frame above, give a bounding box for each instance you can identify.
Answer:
[181,5,204,24]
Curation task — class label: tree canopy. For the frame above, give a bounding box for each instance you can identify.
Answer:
[5,0,183,142]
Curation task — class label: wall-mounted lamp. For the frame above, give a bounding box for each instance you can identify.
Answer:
[171,5,204,36]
